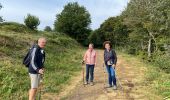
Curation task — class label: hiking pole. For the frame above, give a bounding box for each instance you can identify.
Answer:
[115,68,123,91]
[116,75,123,90]
[38,74,43,100]
[82,61,85,87]
[103,63,108,93]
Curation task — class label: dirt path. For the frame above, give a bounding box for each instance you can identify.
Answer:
[43,50,162,100]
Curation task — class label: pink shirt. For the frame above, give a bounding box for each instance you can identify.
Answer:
[83,49,96,65]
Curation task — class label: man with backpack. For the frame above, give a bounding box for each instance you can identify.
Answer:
[24,37,46,100]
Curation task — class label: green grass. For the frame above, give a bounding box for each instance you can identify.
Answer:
[0,30,83,99]
[144,65,170,99]
[119,52,170,99]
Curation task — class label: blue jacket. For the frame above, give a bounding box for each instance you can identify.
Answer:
[29,44,45,74]
[104,49,117,66]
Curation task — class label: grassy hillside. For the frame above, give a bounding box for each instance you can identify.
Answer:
[0,30,83,99]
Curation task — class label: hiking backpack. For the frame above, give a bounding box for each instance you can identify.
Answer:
[23,46,34,67]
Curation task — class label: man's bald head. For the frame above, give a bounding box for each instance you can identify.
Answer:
[38,37,47,48]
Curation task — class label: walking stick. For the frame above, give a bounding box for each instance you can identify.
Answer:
[82,61,85,87]
[115,66,123,91]
[103,63,108,93]
[116,75,123,90]
[38,74,43,100]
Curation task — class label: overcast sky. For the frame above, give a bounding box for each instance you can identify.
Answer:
[0,0,129,30]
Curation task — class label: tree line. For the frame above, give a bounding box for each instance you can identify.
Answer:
[89,0,170,73]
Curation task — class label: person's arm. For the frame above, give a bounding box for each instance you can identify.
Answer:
[40,50,45,69]
[103,50,107,66]
[103,50,105,62]
[94,51,97,66]
[40,51,45,73]
[114,50,117,65]
[42,51,45,68]
[112,50,117,68]
[30,47,40,72]
[83,51,87,63]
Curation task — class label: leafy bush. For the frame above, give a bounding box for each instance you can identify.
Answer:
[44,26,52,32]
[153,54,170,73]
[24,14,40,30]
[88,29,105,47]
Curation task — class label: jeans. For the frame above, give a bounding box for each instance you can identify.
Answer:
[106,65,117,86]
[86,64,94,82]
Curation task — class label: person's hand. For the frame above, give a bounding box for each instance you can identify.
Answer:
[94,63,97,67]
[113,64,116,69]
[39,69,44,74]
[82,60,85,65]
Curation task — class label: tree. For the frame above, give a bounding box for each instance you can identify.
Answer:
[89,16,129,48]
[100,16,129,47]
[54,2,91,43]
[44,26,52,32]
[122,0,170,57]
[24,14,40,30]
[0,3,3,22]
[88,29,105,47]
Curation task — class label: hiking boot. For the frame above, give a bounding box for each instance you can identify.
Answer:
[84,81,88,85]
[90,82,94,86]
[113,85,117,90]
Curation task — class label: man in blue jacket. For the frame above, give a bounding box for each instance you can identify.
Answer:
[29,37,46,100]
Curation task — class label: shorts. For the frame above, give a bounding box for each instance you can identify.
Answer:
[29,73,42,89]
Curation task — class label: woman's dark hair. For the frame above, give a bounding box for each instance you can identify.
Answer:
[103,41,112,48]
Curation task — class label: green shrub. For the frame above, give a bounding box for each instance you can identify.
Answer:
[127,48,137,55]
[153,54,170,73]
[44,26,52,32]
[24,14,40,30]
